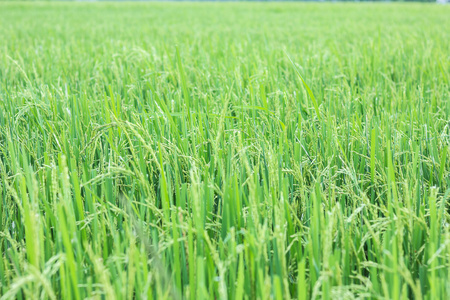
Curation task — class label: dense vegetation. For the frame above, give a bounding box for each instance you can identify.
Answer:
[1,3,449,299]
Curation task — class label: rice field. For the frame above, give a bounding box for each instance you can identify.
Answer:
[1,2,450,299]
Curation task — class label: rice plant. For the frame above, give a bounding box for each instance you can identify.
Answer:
[0,2,449,299]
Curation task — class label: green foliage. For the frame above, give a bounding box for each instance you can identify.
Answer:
[0,2,449,299]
